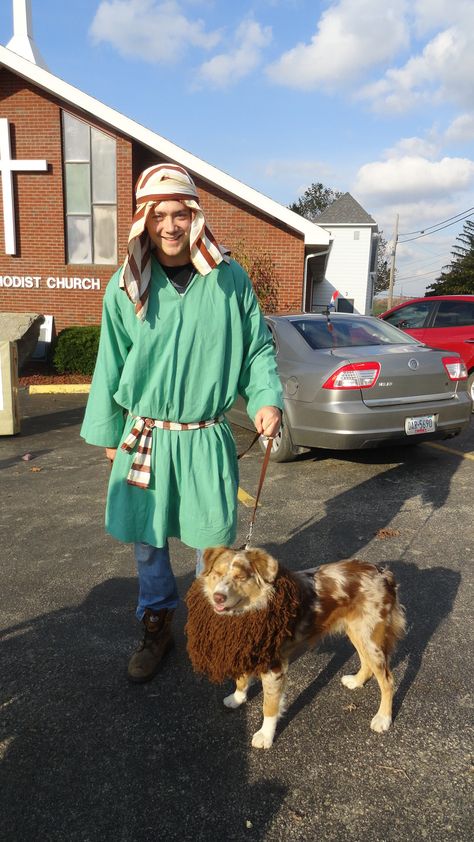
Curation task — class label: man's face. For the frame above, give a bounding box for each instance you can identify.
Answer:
[146,200,193,266]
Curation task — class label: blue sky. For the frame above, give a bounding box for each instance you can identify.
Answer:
[2,0,474,296]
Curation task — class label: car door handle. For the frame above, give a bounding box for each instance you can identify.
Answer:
[464,339,474,344]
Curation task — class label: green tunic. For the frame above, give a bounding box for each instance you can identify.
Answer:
[80,256,283,548]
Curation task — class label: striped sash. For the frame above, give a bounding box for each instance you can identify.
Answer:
[121,415,224,489]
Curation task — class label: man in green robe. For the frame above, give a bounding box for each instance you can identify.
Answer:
[81,163,282,682]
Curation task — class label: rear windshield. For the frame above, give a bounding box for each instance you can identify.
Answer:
[291,317,419,350]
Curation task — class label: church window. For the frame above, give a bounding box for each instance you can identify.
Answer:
[62,112,117,264]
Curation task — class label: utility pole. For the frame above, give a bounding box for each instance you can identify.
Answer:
[387,213,399,309]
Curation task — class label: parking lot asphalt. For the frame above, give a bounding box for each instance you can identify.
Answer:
[1,391,473,842]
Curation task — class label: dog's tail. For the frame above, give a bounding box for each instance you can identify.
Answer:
[379,567,406,654]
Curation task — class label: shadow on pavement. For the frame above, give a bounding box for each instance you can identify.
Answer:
[0,574,287,841]
[19,404,87,433]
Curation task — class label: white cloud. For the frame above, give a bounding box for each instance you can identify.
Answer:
[353,156,474,202]
[373,199,465,237]
[412,0,472,35]
[383,136,439,160]
[359,7,474,112]
[196,19,272,89]
[445,114,474,144]
[89,0,221,63]
[266,0,409,90]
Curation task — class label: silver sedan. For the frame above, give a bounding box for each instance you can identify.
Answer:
[228,313,472,461]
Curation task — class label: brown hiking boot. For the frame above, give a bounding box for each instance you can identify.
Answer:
[127,608,174,683]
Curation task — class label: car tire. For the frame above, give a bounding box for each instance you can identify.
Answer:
[259,413,300,462]
[467,371,474,411]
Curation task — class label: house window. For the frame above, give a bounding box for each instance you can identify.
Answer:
[62,112,117,264]
[337,296,354,313]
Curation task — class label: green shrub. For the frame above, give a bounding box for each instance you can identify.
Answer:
[53,325,100,375]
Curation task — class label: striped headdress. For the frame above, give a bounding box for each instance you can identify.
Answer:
[120,163,228,320]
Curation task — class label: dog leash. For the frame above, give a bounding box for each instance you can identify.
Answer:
[237,433,274,550]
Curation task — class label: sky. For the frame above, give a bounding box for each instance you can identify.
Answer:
[1,0,474,297]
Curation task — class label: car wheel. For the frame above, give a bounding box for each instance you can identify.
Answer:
[467,371,474,411]
[259,414,300,462]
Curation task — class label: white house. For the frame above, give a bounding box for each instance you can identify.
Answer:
[312,193,379,315]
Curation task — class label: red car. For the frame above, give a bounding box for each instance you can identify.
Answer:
[380,295,474,407]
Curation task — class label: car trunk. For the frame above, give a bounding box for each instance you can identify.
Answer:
[329,345,458,407]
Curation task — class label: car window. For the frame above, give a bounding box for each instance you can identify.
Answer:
[291,317,418,349]
[432,300,474,328]
[383,301,433,329]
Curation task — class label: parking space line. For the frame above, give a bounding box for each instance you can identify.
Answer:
[423,442,474,460]
[238,487,258,507]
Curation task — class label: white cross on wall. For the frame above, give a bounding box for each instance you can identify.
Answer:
[0,117,48,255]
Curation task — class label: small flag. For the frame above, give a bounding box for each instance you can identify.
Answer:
[329,290,340,311]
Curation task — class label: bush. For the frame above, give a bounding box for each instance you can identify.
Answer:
[230,240,279,312]
[53,325,100,375]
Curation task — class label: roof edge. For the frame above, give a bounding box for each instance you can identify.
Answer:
[319,222,378,228]
[0,46,330,247]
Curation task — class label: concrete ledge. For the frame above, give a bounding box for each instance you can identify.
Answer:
[29,384,91,394]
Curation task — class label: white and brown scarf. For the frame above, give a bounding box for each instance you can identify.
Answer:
[119,163,229,320]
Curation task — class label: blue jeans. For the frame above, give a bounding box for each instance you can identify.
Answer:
[134,542,204,620]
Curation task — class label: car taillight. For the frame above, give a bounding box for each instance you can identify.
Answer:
[443,356,468,381]
[323,361,381,389]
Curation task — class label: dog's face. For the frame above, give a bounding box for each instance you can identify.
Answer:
[199,547,279,615]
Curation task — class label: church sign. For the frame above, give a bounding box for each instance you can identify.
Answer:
[0,275,101,290]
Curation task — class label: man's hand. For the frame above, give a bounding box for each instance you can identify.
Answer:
[105,447,117,463]
[254,406,281,438]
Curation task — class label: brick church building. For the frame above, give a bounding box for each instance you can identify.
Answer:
[0,2,340,341]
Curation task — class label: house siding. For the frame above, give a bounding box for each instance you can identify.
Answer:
[315,226,374,314]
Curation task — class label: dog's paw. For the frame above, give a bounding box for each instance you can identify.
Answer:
[370,713,392,733]
[223,690,247,709]
[341,674,361,690]
[251,729,274,749]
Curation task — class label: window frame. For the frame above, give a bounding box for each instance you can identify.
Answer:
[383,301,434,330]
[62,111,118,266]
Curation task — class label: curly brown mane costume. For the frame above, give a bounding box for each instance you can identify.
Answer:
[185,569,303,683]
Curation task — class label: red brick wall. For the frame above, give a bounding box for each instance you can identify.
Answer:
[0,68,305,336]
[197,181,304,312]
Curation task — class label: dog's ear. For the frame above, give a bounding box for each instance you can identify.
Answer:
[201,546,228,576]
[247,549,279,583]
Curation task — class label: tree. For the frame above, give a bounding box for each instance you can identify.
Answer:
[374,233,391,295]
[425,219,474,295]
[288,182,342,221]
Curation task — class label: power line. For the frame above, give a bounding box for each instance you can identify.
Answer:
[399,206,474,237]
[397,250,448,269]
[398,212,474,243]
[396,268,443,282]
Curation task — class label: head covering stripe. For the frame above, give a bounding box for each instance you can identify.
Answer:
[120,163,228,320]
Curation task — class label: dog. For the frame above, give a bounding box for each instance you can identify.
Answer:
[185,546,406,749]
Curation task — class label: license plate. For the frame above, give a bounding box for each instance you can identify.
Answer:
[405,414,436,435]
